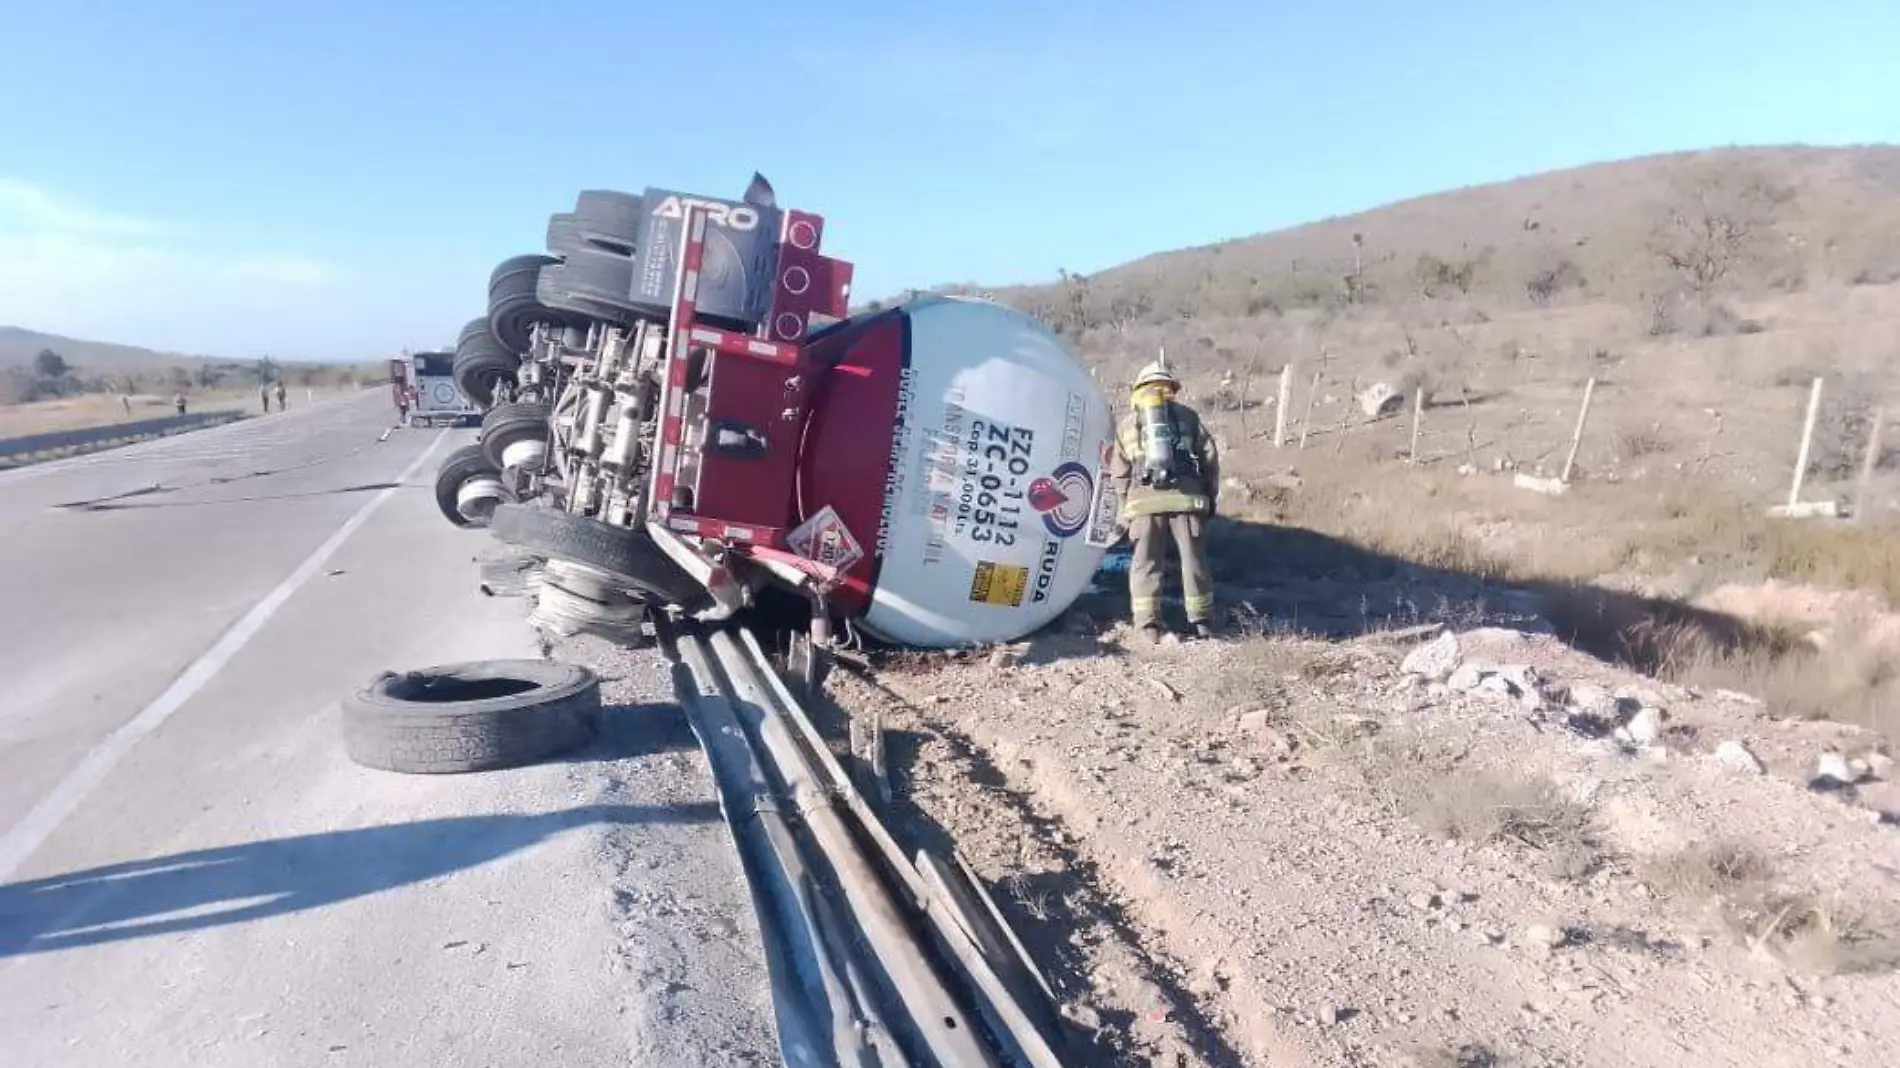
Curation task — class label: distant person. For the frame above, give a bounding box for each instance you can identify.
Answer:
[173,392,187,415]
[120,393,132,416]
[260,384,271,413]
[275,381,287,411]
[1106,361,1222,643]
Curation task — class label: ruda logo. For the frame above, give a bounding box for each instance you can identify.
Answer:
[1031,538,1061,604]
[652,196,761,232]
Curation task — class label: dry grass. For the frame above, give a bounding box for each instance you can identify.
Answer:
[1612,423,1674,461]
[1401,1043,1507,1068]
[1678,636,1900,735]
[1203,636,1339,704]
[1344,731,1604,878]
[0,392,240,436]
[1643,843,1900,975]
[1642,841,1774,903]
[1729,890,1900,977]
[1219,442,1900,740]
[0,386,354,438]
[1243,449,1900,605]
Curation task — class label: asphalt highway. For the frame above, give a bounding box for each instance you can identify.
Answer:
[0,392,777,1066]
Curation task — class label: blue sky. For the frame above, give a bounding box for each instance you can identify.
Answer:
[0,1,1895,361]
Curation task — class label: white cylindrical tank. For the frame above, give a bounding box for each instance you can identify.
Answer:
[857,296,1118,647]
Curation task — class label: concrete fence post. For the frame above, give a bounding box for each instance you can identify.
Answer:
[1273,364,1293,447]
[1560,377,1598,484]
[1855,406,1886,523]
[1407,387,1425,465]
[1298,365,1323,449]
[1787,376,1825,509]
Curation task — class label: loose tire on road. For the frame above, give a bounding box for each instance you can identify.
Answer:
[488,253,566,355]
[453,318,519,409]
[488,502,707,608]
[342,659,601,774]
[479,400,551,470]
[434,443,502,528]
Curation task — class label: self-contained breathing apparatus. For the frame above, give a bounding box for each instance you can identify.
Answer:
[1130,362,1201,491]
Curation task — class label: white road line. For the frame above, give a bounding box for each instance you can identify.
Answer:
[0,431,449,882]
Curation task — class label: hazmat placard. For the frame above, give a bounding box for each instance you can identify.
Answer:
[968,561,1028,607]
[787,505,865,571]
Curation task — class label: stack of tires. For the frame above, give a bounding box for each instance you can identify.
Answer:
[434,191,648,532]
[434,253,570,529]
[536,190,647,325]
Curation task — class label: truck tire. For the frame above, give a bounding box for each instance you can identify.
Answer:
[479,400,551,470]
[457,317,495,353]
[546,212,579,257]
[454,319,518,409]
[488,253,566,354]
[488,502,708,609]
[434,443,502,527]
[535,246,640,325]
[341,659,601,774]
[572,190,644,255]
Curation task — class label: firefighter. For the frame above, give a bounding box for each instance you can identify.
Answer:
[275,380,287,411]
[260,383,271,413]
[1107,361,1221,642]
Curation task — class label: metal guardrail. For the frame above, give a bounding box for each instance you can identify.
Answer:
[662,623,1077,1068]
[0,410,244,466]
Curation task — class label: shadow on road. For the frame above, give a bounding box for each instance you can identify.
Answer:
[0,802,717,958]
[554,700,700,764]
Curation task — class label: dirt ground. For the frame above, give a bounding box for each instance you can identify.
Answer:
[820,555,1900,1067]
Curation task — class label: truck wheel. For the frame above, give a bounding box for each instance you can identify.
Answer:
[535,247,639,325]
[488,253,566,355]
[488,503,708,609]
[434,443,502,528]
[454,319,518,409]
[546,212,579,257]
[456,317,494,353]
[341,659,601,774]
[480,400,551,470]
[572,190,644,255]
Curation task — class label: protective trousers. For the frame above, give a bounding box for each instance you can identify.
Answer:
[1127,511,1212,627]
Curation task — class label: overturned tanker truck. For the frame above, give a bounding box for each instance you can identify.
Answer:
[436,174,1120,652]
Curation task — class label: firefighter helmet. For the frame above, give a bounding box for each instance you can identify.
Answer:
[1133,361,1178,391]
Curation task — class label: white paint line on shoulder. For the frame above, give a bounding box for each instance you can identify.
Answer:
[0,430,450,881]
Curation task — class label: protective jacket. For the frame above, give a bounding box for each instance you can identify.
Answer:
[1107,401,1220,519]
